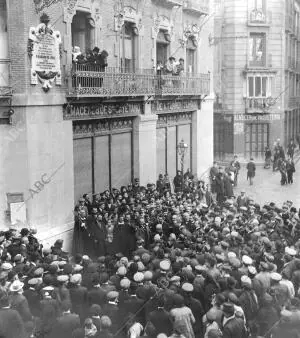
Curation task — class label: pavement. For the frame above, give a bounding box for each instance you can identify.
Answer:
[232,151,300,207]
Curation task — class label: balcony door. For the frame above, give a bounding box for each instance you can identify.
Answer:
[120,22,137,73]
[186,37,197,74]
[71,11,94,54]
[156,30,170,67]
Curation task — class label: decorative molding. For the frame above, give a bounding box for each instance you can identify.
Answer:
[73,118,133,137]
[181,23,200,47]
[152,99,199,114]
[33,0,63,13]
[64,102,143,120]
[63,0,78,23]
[114,6,143,35]
[157,112,193,127]
[152,15,174,39]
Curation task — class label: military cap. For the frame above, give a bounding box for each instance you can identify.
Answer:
[143,271,153,281]
[70,274,82,284]
[117,266,127,276]
[57,275,69,283]
[182,283,194,292]
[120,278,131,289]
[107,291,119,300]
[133,272,144,283]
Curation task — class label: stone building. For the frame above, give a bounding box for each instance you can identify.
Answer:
[0,0,213,249]
[213,0,300,162]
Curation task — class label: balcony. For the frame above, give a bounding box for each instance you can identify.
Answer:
[183,0,209,16]
[69,64,210,98]
[0,60,12,100]
[248,8,271,26]
[245,97,275,113]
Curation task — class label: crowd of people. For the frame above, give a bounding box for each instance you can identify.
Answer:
[2,168,300,337]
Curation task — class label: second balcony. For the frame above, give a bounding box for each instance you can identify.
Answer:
[68,64,210,98]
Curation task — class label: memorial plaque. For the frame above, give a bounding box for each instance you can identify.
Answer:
[29,20,62,91]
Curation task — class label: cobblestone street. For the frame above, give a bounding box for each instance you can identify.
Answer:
[233,156,300,207]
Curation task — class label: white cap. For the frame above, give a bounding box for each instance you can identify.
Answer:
[242,255,253,266]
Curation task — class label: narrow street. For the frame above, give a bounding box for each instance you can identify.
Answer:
[233,157,300,207]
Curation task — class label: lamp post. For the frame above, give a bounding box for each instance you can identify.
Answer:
[177,139,188,191]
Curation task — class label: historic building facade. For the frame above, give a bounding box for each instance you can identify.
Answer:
[0,0,213,249]
[213,0,300,162]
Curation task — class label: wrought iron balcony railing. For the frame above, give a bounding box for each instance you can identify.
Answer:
[245,97,275,113]
[69,64,210,98]
[0,59,12,98]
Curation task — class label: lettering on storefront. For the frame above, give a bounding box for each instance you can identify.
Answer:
[152,100,199,114]
[29,17,62,91]
[64,103,142,120]
[234,113,281,121]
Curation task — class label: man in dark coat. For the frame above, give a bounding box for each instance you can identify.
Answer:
[102,291,121,336]
[173,171,183,193]
[148,295,173,336]
[246,158,256,185]
[87,274,107,307]
[221,303,247,338]
[0,290,26,338]
[9,280,32,323]
[86,208,100,257]
[53,300,81,338]
[69,274,88,323]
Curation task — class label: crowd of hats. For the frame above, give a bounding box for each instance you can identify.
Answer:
[1,191,300,337]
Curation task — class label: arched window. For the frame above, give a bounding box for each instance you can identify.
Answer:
[156,29,170,67]
[0,0,9,87]
[186,37,197,74]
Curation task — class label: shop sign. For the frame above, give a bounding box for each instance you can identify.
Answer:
[234,113,281,122]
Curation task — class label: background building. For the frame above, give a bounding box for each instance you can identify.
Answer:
[0,0,213,249]
[213,0,300,162]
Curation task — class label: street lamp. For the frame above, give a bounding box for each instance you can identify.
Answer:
[177,139,188,191]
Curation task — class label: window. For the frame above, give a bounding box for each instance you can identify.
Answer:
[248,76,272,97]
[249,33,266,66]
[72,12,94,54]
[120,22,138,72]
[156,30,170,67]
[0,0,9,88]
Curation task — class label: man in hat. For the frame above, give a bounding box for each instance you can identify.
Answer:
[87,274,106,307]
[148,294,173,336]
[230,155,241,187]
[102,291,121,335]
[221,302,246,338]
[69,274,88,322]
[236,191,249,209]
[9,280,32,323]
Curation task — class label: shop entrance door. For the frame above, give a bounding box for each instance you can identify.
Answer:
[245,123,269,160]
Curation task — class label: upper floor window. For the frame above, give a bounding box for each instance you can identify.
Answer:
[249,33,266,67]
[248,76,272,97]
[156,29,170,70]
[249,0,266,22]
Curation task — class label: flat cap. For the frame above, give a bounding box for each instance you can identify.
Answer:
[133,272,144,283]
[182,282,194,292]
[170,275,181,283]
[117,266,127,276]
[270,272,282,282]
[70,274,82,284]
[107,291,119,300]
[1,263,12,271]
[120,278,131,289]
[28,278,39,286]
[57,275,69,283]
[143,271,153,281]
[159,259,171,271]
[242,255,253,266]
